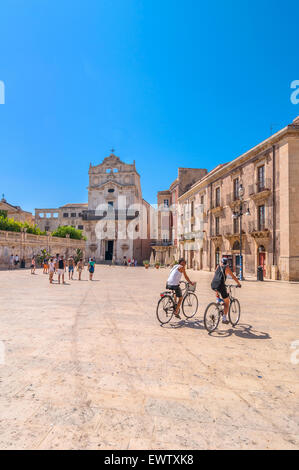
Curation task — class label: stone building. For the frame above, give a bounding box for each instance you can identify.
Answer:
[82,153,152,263]
[0,195,34,224]
[152,167,207,264]
[35,204,88,233]
[178,115,299,281]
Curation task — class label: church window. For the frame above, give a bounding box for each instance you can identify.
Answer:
[108,188,115,193]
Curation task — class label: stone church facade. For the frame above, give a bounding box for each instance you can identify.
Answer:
[82,153,152,263]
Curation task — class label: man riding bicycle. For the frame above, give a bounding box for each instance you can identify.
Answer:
[211,257,241,324]
[166,258,194,319]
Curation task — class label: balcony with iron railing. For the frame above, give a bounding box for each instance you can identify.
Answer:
[248,219,271,238]
[248,178,272,202]
[210,198,224,215]
[150,240,173,247]
[226,192,241,209]
[82,209,140,221]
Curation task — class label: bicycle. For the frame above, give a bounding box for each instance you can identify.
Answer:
[203,284,241,333]
[156,281,199,324]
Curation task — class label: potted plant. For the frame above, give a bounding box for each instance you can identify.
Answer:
[155,262,161,269]
[143,260,150,269]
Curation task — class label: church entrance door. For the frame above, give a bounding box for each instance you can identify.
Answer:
[105,240,114,261]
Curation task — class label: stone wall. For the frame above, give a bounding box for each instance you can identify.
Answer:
[0,230,86,269]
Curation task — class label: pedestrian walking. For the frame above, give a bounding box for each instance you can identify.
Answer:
[14,254,19,267]
[77,258,84,281]
[31,257,36,274]
[49,258,55,284]
[88,258,95,281]
[9,254,14,270]
[57,255,66,284]
[68,257,75,280]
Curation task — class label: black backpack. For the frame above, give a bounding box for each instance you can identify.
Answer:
[211,265,226,290]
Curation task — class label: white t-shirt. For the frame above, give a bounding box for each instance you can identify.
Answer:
[49,262,55,272]
[167,265,182,286]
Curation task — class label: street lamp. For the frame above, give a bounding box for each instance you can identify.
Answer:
[232,184,250,280]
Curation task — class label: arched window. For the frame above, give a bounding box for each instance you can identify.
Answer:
[258,245,266,253]
[108,188,115,193]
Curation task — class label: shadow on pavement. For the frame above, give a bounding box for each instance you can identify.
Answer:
[162,318,206,331]
[162,320,271,340]
[209,323,271,340]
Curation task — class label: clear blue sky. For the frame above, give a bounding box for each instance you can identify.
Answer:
[0,0,298,213]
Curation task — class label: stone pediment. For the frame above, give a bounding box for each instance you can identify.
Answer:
[89,180,134,191]
[102,154,122,166]
[0,200,18,212]
[90,153,136,174]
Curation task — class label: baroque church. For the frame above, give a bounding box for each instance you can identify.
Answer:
[82,153,152,263]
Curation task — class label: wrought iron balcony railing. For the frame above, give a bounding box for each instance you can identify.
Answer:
[82,209,140,221]
[248,178,271,196]
[150,240,173,247]
[248,219,271,232]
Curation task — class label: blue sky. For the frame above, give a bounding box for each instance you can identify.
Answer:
[0,0,298,213]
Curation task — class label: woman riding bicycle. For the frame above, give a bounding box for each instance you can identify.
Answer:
[166,258,194,319]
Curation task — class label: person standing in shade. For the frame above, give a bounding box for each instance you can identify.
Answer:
[88,258,95,281]
[9,254,14,270]
[57,255,66,284]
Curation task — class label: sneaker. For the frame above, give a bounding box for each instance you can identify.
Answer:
[222,315,229,324]
[174,312,181,319]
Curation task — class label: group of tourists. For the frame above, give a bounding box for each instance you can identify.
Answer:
[30,254,96,284]
[123,256,138,267]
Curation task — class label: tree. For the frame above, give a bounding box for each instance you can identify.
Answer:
[74,248,83,263]
[51,225,86,240]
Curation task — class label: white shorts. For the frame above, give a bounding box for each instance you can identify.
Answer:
[58,269,64,275]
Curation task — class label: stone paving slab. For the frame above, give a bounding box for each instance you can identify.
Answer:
[0,266,298,449]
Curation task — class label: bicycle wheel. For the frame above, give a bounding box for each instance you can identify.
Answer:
[229,298,241,326]
[204,302,221,332]
[156,295,175,324]
[182,293,198,319]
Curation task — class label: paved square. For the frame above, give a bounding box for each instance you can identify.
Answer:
[0,266,298,450]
